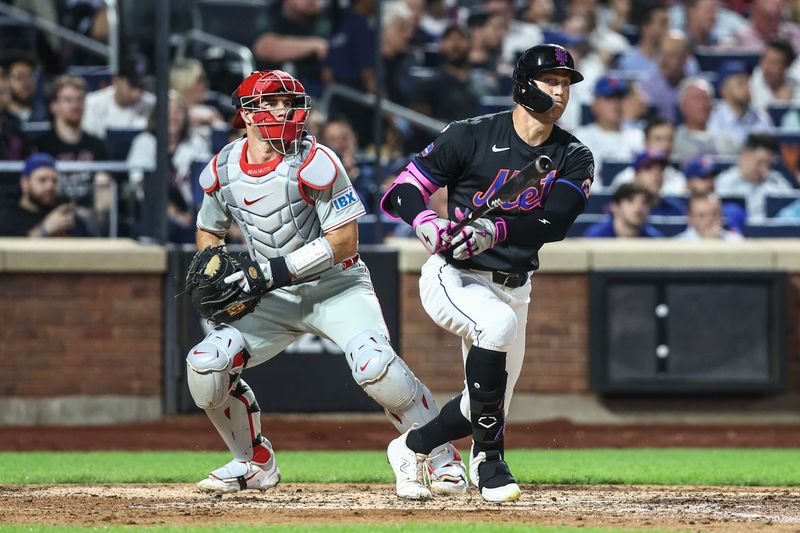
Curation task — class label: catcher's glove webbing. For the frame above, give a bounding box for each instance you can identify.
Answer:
[183,247,267,323]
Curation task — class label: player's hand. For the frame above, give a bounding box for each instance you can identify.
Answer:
[448,208,506,260]
[41,204,76,236]
[223,258,273,295]
[413,209,452,255]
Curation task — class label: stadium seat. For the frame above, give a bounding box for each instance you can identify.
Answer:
[585,192,613,214]
[743,221,800,237]
[22,121,51,142]
[767,104,799,127]
[765,193,800,218]
[211,128,229,152]
[569,213,606,237]
[599,159,631,189]
[695,49,760,74]
[580,103,594,126]
[651,220,688,237]
[105,129,144,160]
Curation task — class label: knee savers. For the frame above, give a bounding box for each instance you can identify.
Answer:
[346,330,417,412]
[186,325,247,410]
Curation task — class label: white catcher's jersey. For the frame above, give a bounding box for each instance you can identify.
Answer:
[196,136,365,262]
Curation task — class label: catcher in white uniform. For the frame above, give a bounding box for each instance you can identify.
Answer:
[185,70,466,495]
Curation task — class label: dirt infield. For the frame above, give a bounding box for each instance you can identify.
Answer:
[3,415,800,451]
[1,484,798,531]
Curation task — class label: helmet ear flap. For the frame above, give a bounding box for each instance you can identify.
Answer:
[513,77,554,114]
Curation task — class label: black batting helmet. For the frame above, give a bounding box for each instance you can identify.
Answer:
[512,44,584,113]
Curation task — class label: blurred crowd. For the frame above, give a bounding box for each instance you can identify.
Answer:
[2,0,800,242]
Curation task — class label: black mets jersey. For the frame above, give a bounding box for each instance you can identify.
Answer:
[412,110,594,273]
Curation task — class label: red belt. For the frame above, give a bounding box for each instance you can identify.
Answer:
[341,254,360,270]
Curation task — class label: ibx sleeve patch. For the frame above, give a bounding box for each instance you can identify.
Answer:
[332,186,360,212]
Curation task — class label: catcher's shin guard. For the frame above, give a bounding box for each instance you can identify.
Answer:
[346,330,438,429]
[346,331,466,492]
[187,326,269,463]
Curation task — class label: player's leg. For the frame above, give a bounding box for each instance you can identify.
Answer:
[410,255,527,501]
[186,300,300,493]
[304,263,465,497]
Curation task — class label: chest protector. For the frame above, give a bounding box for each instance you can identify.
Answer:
[206,137,336,263]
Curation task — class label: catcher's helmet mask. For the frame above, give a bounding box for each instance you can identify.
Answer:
[231,70,311,155]
[512,44,584,114]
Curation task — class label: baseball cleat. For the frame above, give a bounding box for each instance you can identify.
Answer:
[429,445,468,495]
[387,428,432,500]
[470,449,521,503]
[197,457,281,494]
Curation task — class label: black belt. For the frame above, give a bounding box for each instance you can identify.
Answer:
[492,271,528,288]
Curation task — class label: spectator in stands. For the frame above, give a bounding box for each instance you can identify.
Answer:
[716,133,794,220]
[34,75,112,224]
[483,0,543,67]
[596,0,631,36]
[672,77,739,161]
[2,52,47,123]
[0,153,93,237]
[412,24,480,123]
[676,192,744,240]
[467,7,506,75]
[252,0,331,97]
[170,59,225,134]
[82,61,155,139]
[615,0,669,75]
[583,182,663,238]
[683,0,720,50]
[637,30,694,123]
[750,37,800,112]
[319,116,377,212]
[323,0,376,146]
[382,1,418,107]
[733,0,800,53]
[611,118,687,196]
[522,0,557,29]
[0,68,31,161]
[574,75,645,181]
[630,149,685,216]
[707,60,774,148]
[126,92,210,242]
[682,155,748,233]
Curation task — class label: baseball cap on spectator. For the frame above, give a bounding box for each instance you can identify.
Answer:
[682,155,720,180]
[594,75,629,97]
[632,149,668,171]
[22,153,56,176]
[715,60,748,92]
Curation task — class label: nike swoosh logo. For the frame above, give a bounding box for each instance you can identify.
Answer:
[192,350,209,355]
[491,145,510,152]
[359,359,372,372]
[243,193,271,206]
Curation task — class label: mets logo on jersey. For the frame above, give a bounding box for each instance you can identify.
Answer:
[420,142,434,157]
[332,187,359,211]
[472,168,558,211]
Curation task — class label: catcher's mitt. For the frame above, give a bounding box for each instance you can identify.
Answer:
[183,247,266,323]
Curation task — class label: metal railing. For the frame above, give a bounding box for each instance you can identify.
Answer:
[0,1,111,60]
[171,29,256,79]
[318,83,446,135]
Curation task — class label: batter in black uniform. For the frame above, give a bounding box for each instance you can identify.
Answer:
[382,44,594,503]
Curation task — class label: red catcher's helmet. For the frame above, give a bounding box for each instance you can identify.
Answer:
[231,70,311,155]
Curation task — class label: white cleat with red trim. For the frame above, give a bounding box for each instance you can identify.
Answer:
[429,445,468,495]
[197,456,280,494]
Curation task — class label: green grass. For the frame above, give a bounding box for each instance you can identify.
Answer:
[1,449,798,486]
[0,526,668,533]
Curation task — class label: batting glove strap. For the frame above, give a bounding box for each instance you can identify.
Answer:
[450,218,500,261]
[413,209,452,255]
